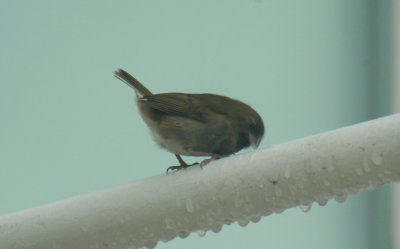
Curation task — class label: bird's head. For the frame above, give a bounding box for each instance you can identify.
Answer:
[248,115,264,149]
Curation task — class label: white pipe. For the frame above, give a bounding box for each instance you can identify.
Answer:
[1,114,400,249]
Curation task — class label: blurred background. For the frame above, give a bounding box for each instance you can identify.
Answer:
[0,0,398,248]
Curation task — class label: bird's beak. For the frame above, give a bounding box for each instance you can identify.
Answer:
[249,135,261,149]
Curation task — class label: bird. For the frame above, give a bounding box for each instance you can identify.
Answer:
[114,69,264,173]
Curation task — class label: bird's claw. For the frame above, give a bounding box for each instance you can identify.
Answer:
[166,162,199,174]
[199,155,223,167]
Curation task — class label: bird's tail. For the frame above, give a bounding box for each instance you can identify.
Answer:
[114,69,153,97]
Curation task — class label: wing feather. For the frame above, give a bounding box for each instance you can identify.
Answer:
[140,93,206,121]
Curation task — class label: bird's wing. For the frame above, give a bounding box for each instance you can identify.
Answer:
[140,93,206,121]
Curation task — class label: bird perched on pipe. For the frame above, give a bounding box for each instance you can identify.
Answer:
[114,69,264,173]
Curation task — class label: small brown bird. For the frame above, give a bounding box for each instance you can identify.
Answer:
[115,69,264,172]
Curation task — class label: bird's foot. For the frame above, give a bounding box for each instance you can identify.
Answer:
[166,162,198,173]
[166,154,199,174]
[199,155,224,167]
[199,158,214,167]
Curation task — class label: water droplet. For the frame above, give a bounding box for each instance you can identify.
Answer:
[317,199,328,206]
[238,220,250,227]
[284,167,291,179]
[160,232,175,243]
[178,231,190,238]
[185,199,195,213]
[211,224,223,233]
[196,230,206,237]
[223,218,234,225]
[274,186,283,196]
[334,194,347,203]
[250,216,261,223]
[355,168,363,176]
[371,153,383,166]
[299,204,312,212]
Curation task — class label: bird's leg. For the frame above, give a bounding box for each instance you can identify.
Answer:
[200,154,223,167]
[166,154,199,173]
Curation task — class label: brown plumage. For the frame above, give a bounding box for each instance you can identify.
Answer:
[115,69,264,172]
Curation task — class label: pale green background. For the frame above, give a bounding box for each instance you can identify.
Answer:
[0,1,393,249]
